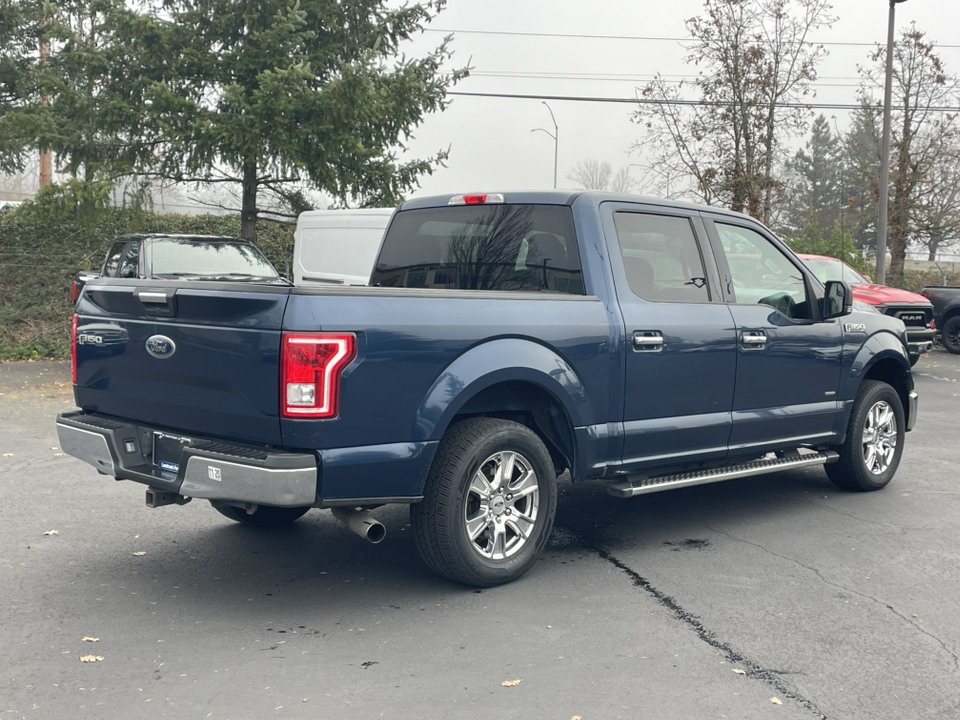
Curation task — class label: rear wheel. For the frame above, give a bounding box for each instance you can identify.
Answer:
[210,501,311,527]
[411,418,557,587]
[825,380,904,492]
[942,316,960,354]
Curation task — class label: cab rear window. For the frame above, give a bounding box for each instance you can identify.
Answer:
[371,205,584,294]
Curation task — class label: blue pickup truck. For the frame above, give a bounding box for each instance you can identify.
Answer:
[58,191,917,586]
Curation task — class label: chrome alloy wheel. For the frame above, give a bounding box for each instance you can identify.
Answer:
[463,450,541,561]
[862,400,898,475]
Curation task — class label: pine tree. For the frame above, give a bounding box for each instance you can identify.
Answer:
[133,0,467,240]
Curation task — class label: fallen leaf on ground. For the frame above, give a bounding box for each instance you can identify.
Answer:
[546,625,552,629]
[3,453,13,457]
[132,552,146,556]
[771,697,783,705]
[43,530,58,536]
[501,679,522,687]
[572,716,583,720]
[82,637,99,643]
[733,668,747,675]
[80,656,104,663]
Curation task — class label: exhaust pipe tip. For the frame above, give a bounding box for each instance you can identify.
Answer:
[332,507,386,544]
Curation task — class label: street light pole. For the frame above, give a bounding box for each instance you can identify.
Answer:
[531,101,559,189]
[876,0,908,285]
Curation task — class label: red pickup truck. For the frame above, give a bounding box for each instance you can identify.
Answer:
[798,254,935,366]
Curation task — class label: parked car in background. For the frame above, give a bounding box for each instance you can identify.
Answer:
[73,234,285,301]
[921,285,960,354]
[293,209,394,286]
[798,253,934,366]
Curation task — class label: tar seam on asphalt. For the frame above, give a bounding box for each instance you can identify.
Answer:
[561,525,829,720]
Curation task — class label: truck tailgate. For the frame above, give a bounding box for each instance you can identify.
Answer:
[75,282,291,446]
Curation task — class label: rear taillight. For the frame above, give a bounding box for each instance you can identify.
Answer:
[281,333,357,419]
[71,315,78,384]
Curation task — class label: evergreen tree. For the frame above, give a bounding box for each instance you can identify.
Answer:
[787,114,842,232]
[0,0,45,173]
[134,0,467,240]
[841,101,881,253]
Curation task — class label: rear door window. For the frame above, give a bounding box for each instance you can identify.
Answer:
[613,212,711,302]
[371,205,584,294]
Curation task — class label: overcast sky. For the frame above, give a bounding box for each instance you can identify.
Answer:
[396,0,960,199]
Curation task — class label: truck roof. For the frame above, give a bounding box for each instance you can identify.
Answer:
[399,190,756,222]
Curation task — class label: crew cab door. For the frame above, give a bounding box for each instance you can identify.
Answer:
[703,217,843,454]
[602,203,737,471]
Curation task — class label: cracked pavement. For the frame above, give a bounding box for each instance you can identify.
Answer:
[1,351,959,719]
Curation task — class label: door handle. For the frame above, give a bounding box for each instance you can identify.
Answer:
[633,331,664,352]
[741,331,767,348]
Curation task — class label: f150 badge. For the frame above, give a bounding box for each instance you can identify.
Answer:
[146,335,176,358]
[844,323,867,333]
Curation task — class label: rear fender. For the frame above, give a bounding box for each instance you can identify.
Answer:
[412,338,588,443]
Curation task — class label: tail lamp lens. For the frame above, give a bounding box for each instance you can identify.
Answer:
[281,333,356,419]
[71,315,78,384]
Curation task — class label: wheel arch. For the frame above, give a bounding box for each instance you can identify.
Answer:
[839,331,913,433]
[412,338,586,474]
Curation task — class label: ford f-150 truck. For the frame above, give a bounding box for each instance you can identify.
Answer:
[58,191,917,587]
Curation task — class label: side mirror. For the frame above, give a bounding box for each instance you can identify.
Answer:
[823,280,852,319]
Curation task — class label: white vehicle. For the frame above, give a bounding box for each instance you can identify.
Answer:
[293,208,394,286]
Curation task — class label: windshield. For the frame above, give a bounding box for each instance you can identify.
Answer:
[146,239,279,278]
[802,257,870,286]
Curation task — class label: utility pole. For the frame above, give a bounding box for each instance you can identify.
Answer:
[38,8,52,190]
[876,0,909,285]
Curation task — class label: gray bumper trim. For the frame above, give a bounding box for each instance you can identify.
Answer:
[181,455,317,507]
[907,390,919,432]
[57,422,116,475]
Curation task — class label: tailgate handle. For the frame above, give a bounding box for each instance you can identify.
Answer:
[137,291,170,304]
[135,290,177,317]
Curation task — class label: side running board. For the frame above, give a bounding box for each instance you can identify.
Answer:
[606,451,839,499]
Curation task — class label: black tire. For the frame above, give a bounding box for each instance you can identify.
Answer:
[825,380,905,492]
[411,418,558,587]
[210,501,311,527]
[942,315,960,355]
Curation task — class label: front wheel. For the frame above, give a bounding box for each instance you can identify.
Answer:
[825,380,905,492]
[411,418,558,587]
[942,316,960,354]
[210,501,311,527]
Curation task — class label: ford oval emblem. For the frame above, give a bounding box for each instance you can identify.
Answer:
[146,335,176,359]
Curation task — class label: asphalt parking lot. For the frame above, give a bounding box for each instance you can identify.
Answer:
[1,352,958,720]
